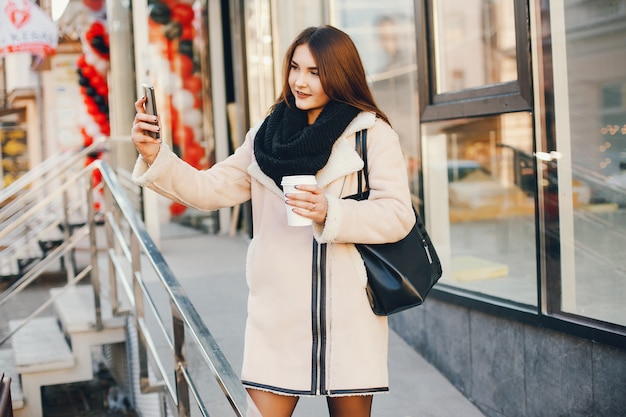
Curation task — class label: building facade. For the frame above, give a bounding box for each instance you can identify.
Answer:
[117,1,626,416]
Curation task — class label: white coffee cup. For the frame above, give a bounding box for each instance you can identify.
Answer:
[281,175,317,226]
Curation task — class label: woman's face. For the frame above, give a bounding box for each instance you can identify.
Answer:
[289,44,330,124]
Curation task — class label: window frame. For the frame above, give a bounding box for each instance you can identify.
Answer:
[415,0,533,121]
[414,0,626,349]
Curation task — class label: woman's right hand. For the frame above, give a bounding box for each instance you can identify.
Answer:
[131,96,161,165]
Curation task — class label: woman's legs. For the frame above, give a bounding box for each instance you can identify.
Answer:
[326,395,373,417]
[246,388,299,417]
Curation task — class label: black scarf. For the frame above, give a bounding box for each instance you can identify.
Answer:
[254,98,360,189]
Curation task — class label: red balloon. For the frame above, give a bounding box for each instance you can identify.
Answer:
[90,21,106,36]
[81,65,95,79]
[193,95,202,109]
[87,102,99,115]
[182,126,195,149]
[169,202,187,216]
[172,54,193,78]
[95,113,108,125]
[185,143,203,162]
[77,54,86,68]
[92,169,102,186]
[82,132,93,147]
[180,24,195,41]
[171,4,194,26]
[91,76,106,90]
[96,84,108,97]
[83,0,105,12]
[183,75,202,93]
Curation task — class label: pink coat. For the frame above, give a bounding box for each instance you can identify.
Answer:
[133,112,414,396]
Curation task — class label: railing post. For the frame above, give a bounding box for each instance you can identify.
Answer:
[87,168,103,331]
[103,182,121,315]
[130,233,148,388]
[61,183,76,282]
[172,305,190,417]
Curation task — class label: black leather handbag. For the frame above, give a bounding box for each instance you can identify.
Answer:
[347,130,443,316]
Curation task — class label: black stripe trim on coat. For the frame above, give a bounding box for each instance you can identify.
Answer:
[327,386,390,396]
[242,380,388,397]
[242,380,315,396]
[310,241,319,393]
[319,243,328,395]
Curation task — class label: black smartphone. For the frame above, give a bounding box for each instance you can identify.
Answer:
[142,83,160,139]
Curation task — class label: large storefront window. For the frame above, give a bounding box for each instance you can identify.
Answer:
[331,0,421,201]
[548,1,626,326]
[432,0,517,93]
[423,113,537,305]
[246,0,324,125]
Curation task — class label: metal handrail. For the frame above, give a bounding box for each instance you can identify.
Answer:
[97,161,260,417]
[0,137,106,209]
[0,151,259,415]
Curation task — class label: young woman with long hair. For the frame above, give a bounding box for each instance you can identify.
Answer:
[131,25,413,417]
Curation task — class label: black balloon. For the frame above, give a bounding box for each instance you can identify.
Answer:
[179,40,194,58]
[148,3,171,25]
[94,95,106,105]
[86,86,96,96]
[91,36,110,54]
[79,76,90,87]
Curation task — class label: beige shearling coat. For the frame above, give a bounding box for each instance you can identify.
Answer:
[132,111,414,396]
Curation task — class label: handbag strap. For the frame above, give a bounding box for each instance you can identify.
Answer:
[355,129,369,198]
[355,129,420,227]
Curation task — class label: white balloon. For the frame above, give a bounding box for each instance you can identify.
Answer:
[173,89,195,112]
[193,127,203,142]
[183,109,202,127]
[158,74,174,95]
[85,121,100,137]
[157,67,178,95]
[84,49,97,66]
[94,60,109,76]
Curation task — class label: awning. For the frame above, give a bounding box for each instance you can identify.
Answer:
[0,0,58,57]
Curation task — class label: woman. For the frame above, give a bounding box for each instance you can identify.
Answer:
[131,25,414,417]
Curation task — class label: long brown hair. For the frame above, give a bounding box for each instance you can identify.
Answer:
[275,25,390,126]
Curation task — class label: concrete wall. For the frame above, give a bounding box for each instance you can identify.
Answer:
[389,298,626,417]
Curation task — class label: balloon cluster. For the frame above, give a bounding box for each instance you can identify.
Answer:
[77,16,110,208]
[147,0,209,216]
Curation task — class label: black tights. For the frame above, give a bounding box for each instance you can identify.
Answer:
[247,388,373,417]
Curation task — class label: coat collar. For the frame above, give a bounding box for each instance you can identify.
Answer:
[248,112,376,198]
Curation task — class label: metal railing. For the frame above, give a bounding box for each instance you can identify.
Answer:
[0,151,260,416]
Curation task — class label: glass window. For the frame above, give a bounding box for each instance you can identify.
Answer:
[547,1,626,326]
[243,0,274,125]
[330,0,421,202]
[432,0,517,93]
[246,0,324,124]
[417,0,531,121]
[423,113,537,306]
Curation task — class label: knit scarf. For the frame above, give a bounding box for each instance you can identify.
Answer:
[254,98,360,189]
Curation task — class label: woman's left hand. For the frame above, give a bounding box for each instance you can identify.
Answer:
[285,184,328,224]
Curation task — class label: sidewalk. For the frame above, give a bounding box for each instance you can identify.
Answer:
[158,223,486,417]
